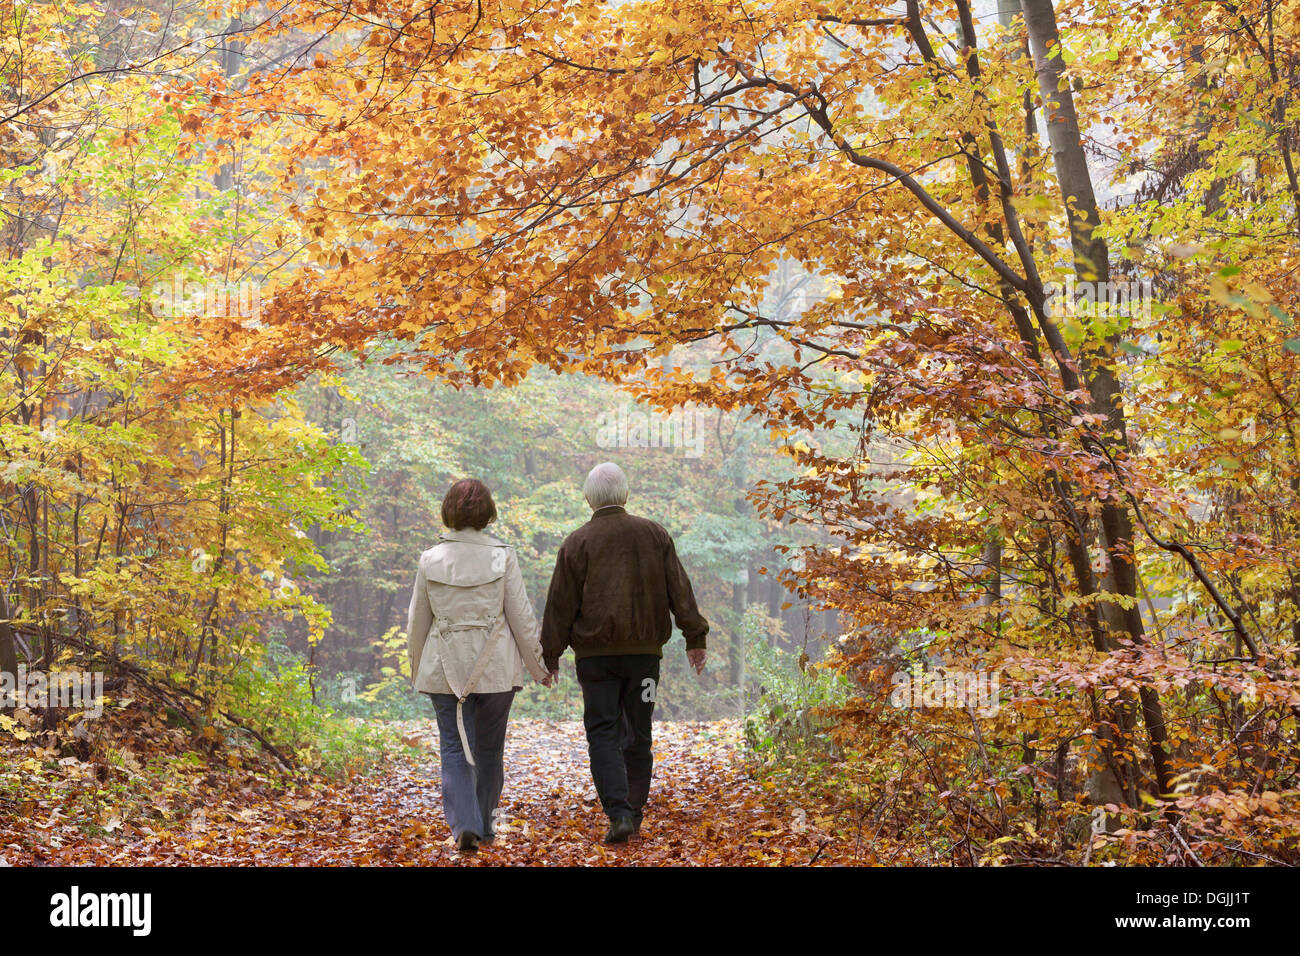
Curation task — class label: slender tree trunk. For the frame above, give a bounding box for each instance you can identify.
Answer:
[765,569,782,647]
[0,590,17,678]
[730,579,745,689]
[1021,0,1172,800]
[978,537,1003,607]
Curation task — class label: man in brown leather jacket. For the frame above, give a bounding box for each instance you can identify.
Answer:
[541,462,708,844]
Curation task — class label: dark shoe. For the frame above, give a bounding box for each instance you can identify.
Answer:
[605,816,636,844]
[456,831,481,853]
[631,812,643,837]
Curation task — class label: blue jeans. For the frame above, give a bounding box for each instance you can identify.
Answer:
[428,690,516,841]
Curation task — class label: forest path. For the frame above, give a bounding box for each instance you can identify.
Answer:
[13,720,865,865]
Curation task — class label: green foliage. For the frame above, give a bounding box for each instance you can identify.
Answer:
[226,637,391,777]
[743,605,850,760]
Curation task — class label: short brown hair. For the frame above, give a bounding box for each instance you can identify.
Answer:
[441,478,497,531]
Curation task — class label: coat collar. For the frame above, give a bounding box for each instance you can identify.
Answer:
[438,526,503,545]
[590,505,626,519]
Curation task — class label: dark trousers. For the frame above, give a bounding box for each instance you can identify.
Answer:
[429,690,515,840]
[576,654,659,822]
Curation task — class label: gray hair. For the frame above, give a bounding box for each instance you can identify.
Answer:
[583,462,629,510]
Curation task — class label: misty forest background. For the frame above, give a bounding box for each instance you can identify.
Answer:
[295,360,847,724]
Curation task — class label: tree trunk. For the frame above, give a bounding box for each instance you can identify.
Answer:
[766,571,782,647]
[730,579,745,690]
[0,590,17,679]
[1021,0,1173,801]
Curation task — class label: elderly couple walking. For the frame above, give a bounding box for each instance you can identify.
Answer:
[406,462,708,852]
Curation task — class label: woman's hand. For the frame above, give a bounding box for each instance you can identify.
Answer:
[540,670,560,688]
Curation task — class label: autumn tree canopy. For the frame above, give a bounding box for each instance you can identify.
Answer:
[3,0,1298,866]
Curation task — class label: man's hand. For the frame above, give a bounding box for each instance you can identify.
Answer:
[687,648,706,676]
[541,670,560,688]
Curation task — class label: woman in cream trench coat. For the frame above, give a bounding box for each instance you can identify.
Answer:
[407,478,551,853]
